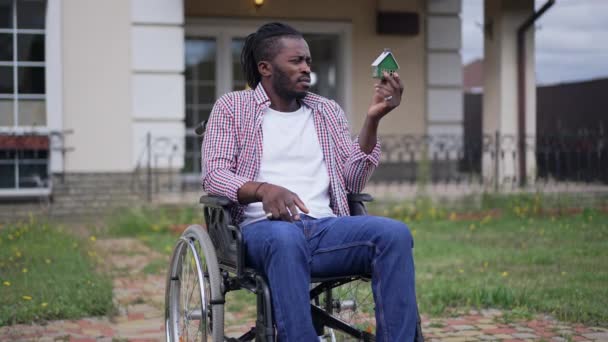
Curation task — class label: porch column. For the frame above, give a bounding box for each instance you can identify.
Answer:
[482,0,536,188]
[130,0,185,170]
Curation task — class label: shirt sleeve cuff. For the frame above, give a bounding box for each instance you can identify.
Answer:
[352,137,381,166]
[224,175,250,203]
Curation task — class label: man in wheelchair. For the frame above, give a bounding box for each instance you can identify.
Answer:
[201,22,418,341]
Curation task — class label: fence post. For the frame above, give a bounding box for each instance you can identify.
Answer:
[494,130,500,192]
[146,132,152,203]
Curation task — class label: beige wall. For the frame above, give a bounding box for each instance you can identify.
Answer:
[62,0,132,172]
[185,0,427,135]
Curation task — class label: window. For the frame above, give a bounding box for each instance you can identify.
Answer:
[0,0,49,192]
[184,38,216,175]
[183,22,349,176]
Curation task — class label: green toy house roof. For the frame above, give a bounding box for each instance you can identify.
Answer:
[371,50,400,70]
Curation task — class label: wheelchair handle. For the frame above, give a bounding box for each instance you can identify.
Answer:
[194,120,208,137]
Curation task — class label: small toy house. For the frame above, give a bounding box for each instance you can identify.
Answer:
[371,48,400,79]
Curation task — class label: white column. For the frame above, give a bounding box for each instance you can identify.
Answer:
[46,0,63,173]
[482,0,536,187]
[131,0,185,170]
[426,0,463,142]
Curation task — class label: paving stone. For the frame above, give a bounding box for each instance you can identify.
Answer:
[440,337,469,342]
[476,323,498,329]
[512,332,538,339]
[583,332,608,340]
[452,324,476,331]
[478,334,499,340]
[494,334,515,339]
[456,330,483,337]
[515,326,536,332]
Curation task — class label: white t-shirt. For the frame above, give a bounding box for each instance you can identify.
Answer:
[241,104,336,227]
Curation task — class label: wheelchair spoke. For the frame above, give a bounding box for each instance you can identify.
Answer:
[322,279,376,338]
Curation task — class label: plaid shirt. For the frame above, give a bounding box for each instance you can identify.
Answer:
[201,84,381,224]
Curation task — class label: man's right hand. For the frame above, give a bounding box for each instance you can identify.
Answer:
[257,183,309,222]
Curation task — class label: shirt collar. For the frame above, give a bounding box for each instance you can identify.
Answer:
[253,83,320,109]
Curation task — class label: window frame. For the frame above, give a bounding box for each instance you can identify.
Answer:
[0,0,52,197]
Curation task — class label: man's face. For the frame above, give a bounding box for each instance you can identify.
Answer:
[269,37,312,100]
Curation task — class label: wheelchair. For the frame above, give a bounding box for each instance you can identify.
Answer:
[164,123,424,341]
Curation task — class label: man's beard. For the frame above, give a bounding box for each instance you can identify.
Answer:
[272,64,307,101]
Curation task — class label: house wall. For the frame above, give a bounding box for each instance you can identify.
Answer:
[62,0,133,172]
[184,0,428,135]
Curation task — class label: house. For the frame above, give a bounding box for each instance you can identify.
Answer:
[0,0,544,221]
[371,49,400,79]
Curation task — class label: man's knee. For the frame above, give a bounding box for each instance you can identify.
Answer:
[376,217,413,249]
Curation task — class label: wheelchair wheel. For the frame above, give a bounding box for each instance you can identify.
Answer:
[165,224,224,341]
[322,279,376,339]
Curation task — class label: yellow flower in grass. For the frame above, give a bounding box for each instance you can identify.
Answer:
[22,295,32,301]
[501,271,509,277]
[22,268,28,273]
[3,281,10,286]
[41,302,48,308]
[15,251,21,257]
[89,235,97,242]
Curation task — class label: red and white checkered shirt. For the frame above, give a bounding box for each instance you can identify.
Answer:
[201,84,381,224]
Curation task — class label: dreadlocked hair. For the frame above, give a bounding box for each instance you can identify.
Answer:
[241,22,303,89]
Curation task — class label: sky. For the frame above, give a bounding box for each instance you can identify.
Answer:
[462,0,608,85]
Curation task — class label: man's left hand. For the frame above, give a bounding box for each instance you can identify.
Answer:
[367,71,404,121]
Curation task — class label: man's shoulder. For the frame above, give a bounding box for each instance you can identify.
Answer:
[216,89,255,108]
[303,92,340,112]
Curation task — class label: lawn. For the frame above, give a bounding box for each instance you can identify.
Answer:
[380,195,608,327]
[3,194,605,329]
[0,218,113,326]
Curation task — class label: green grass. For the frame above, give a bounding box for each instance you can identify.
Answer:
[398,205,608,327]
[0,219,113,326]
[106,205,202,238]
[105,205,203,274]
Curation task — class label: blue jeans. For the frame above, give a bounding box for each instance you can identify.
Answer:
[242,215,417,341]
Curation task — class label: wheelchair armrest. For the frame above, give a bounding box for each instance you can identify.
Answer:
[199,195,233,208]
[347,193,373,203]
[347,193,373,216]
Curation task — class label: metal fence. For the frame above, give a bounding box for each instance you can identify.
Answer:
[134,132,608,200]
[374,132,608,186]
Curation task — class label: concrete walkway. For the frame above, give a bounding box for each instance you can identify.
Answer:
[1,238,606,342]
